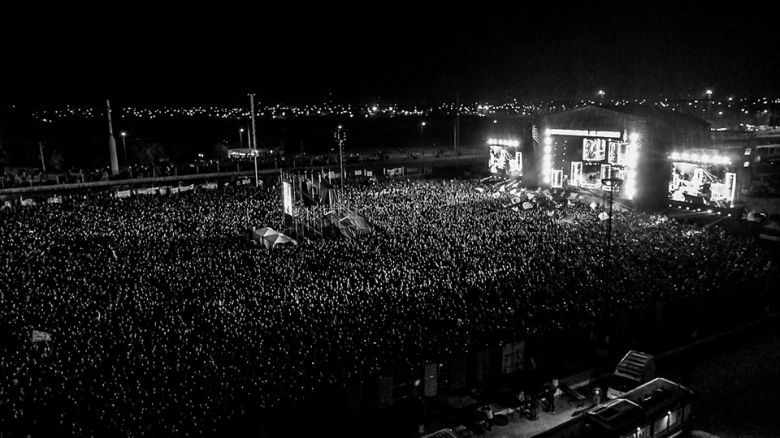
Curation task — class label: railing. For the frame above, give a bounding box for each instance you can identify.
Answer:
[0,154,484,196]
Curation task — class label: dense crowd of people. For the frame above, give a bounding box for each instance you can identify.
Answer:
[0,179,776,437]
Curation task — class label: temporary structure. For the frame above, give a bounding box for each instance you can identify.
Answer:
[250,227,298,249]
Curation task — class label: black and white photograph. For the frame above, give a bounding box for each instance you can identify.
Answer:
[1,2,779,438]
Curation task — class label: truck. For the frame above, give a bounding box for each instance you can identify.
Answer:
[606,350,655,400]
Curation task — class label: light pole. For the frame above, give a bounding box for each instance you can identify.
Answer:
[120,132,128,166]
[600,177,623,266]
[106,99,119,176]
[335,125,346,190]
[598,90,605,103]
[249,94,259,187]
[706,89,713,114]
[239,128,245,147]
[420,121,426,148]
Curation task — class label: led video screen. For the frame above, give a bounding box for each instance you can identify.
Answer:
[489,146,522,176]
[668,162,736,207]
[582,138,606,161]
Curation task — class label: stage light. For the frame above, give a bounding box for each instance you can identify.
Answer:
[544,136,552,145]
[681,153,690,161]
[671,152,680,160]
[629,132,640,143]
[548,128,621,138]
[544,145,552,153]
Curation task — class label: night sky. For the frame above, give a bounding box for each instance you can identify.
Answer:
[1,1,778,104]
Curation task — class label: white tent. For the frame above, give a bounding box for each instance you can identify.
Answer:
[250,227,298,249]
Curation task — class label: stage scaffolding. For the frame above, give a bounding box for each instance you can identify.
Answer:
[282,169,352,240]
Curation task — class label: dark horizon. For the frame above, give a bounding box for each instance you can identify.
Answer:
[1,2,779,105]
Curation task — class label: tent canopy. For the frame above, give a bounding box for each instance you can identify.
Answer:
[250,227,298,249]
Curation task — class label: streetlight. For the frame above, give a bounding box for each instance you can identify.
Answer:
[420,121,426,148]
[598,90,605,103]
[120,132,128,166]
[239,128,245,147]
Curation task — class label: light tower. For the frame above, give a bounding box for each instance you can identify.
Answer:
[601,176,623,267]
[249,94,259,187]
[120,132,128,166]
[335,125,346,190]
[106,99,119,175]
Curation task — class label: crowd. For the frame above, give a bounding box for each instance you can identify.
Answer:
[0,179,776,437]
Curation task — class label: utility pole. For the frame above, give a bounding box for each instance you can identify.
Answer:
[106,99,119,175]
[38,141,46,172]
[249,94,259,187]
